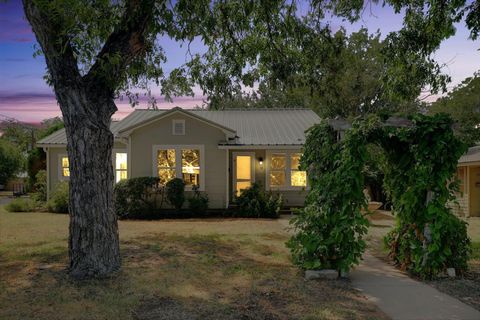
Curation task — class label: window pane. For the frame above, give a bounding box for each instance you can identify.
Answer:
[63,168,70,177]
[182,149,200,186]
[116,153,127,170]
[236,155,251,180]
[62,157,69,168]
[457,167,465,193]
[158,168,176,185]
[116,170,127,183]
[158,149,176,167]
[270,171,285,186]
[236,181,251,196]
[291,153,302,170]
[270,154,286,170]
[182,149,200,168]
[291,171,307,187]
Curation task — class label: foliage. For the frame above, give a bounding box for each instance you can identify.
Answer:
[212,28,421,117]
[287,120,370,272]
[379,114,470,278]
[27,148,46,189]
[288,113,471,277]
[32,170,47,203]
[0,139,23,186]
[165,178,186,211]
[235,183,283,218]
[114,177,164,219]
[187,185,209,215]
[5,198,37,212]
[429,73,480,146]
[47,181,69,213]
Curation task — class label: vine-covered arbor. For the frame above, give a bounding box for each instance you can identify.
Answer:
[287,114,471,278]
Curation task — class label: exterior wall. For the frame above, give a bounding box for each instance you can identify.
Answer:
[47,146,68,195]
[129,113,228,208]
[228,149,307,207]
[46,142,127,197]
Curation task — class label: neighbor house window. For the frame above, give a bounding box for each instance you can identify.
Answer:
[154,145,204,189]
[268,151,306,189]
[115,153,128,183]
[60,156,70,178]
[456,167,466,194]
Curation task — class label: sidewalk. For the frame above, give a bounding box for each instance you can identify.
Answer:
[351,253,480,320]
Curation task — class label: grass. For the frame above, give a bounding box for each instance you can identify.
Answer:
[0,206,386,320]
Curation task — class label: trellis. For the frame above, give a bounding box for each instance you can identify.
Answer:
[287,114,471,278]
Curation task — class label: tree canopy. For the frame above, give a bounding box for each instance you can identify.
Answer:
[429,73,480,146]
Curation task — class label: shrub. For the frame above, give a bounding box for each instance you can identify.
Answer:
[166,178,185,211]
[32,170,47,202]
[0,139,23,186]
[114,177,163,219]
[235,183,282,218]
[188,185,209,215]
[47,181,69,213]
[5,198,37,212]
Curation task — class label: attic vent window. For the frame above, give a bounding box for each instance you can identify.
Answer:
[172,119,185,135]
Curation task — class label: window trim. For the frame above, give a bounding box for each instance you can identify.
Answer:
[58,154,70,180]
[265,150,308,191]
[152,145,205,191]
[113,149,128,183]
[172,119,185,135]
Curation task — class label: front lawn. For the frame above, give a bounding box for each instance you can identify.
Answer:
[0,207,386,320]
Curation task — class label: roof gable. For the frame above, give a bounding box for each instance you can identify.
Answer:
[117,107,236,135]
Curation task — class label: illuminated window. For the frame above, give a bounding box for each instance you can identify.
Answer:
[290,153,307,187]
[157,149,177,185]
[182,149,200,187]
[270,153,286,187]
[61,156,70,178]
[268,151,307,189]
[115,153,128,183]
[155,146,204,189]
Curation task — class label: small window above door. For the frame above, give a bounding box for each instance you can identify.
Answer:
[172,119,185,135]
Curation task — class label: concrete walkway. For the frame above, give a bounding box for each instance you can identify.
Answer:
[351,253,480,320]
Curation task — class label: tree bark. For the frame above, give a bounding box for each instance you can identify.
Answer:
[58,87,120,279]
[23,0,156,279]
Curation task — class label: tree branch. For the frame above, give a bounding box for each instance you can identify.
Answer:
[23,0,82,89]
[84,0,156,96]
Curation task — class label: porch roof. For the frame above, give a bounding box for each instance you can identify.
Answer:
[459,146,480,164]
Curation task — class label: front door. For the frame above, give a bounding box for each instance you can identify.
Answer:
[470,166,480,217]
[233,152,255,198]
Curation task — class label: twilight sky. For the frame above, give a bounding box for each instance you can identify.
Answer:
[1,0,479,123]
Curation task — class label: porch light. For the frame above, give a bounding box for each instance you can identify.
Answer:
[258,157,264,166]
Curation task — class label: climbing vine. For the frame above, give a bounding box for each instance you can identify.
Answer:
[288,113,471,278]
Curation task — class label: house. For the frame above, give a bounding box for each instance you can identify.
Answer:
[37,107,320,209]
[453,145,480,217]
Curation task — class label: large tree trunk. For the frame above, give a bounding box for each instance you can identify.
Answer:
[58,88,120,279]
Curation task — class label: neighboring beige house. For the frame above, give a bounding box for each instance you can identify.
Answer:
[453,146,480,217]
[37,107,320,209]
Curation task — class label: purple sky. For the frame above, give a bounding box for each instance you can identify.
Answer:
[1,0,479,123]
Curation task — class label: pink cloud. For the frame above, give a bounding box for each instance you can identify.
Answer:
[0,91,206,123]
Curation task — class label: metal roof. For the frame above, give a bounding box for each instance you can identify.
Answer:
[37,121,124,145]
[37,108,321,146]
[459,146,480,164]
